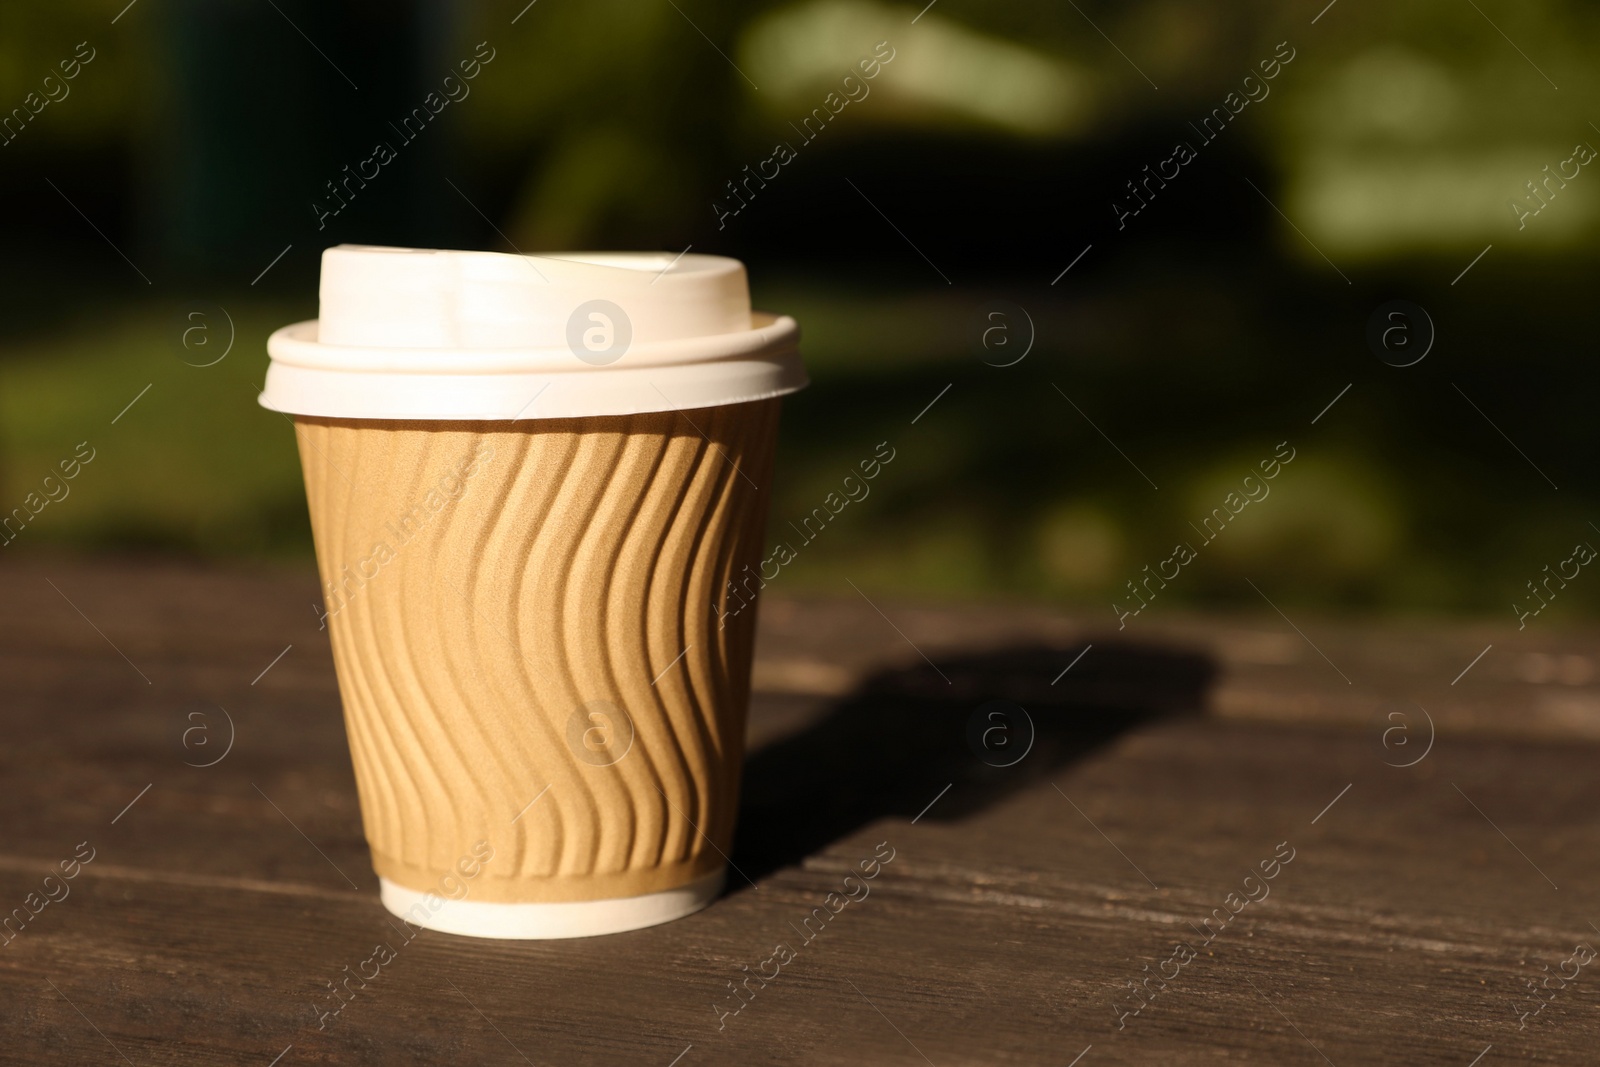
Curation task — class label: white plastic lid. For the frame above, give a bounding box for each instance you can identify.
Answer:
[258,245,806,420]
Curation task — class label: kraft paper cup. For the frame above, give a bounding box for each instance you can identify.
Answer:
[261,246,806,938]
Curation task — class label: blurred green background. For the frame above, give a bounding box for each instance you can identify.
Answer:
[0,0,1595,623]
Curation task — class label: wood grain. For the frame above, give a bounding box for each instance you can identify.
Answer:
[0,557,1596,1064]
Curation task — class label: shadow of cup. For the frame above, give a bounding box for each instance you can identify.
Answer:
[733,640,1216,883]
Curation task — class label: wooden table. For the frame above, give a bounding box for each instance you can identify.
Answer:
[2,556,1597,1065]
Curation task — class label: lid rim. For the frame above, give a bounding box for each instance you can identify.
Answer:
[258,356,808,421]
[266,313,799,374]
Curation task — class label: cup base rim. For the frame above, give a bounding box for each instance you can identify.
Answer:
[377,868,726,939]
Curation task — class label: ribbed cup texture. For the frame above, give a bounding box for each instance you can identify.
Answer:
[294,401,778,903]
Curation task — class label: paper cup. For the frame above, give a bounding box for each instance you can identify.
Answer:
[261,247,805,938]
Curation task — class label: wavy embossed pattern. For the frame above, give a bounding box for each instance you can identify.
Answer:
[295,401,779,903]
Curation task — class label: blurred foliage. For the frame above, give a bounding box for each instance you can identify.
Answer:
[0,0,1596,625]
[0,1,150,147]
[0,303,311,556]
